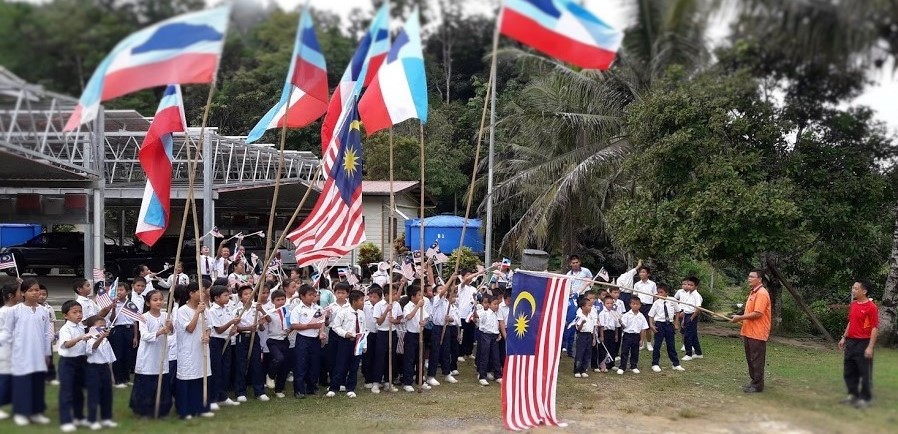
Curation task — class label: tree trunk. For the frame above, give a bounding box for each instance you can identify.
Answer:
[763,254,783,333]
[878,205,898,346]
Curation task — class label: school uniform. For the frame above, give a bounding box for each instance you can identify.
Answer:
[476,309,502,380]
[0,305,13,409]
[322,301,348,388]
[573,310,597,374]
[497,300,510,369]
[156,273,189,290]
[208,303,235,403]
[166,304,178,401]
[598,309,620,369]
[448,303,461,372]
[234,304,265,399]
[427,296,452,378]
[291,301,324,396]
[130,311,172,417]
[589,304,603,370]
[265,305,292,393]
[329,306,366,393]
[76,295,100,325]
[0,303,53,417]
[213,257,230,281]
[175,304,212,418]
[40,303,57,383]
[401,301,429,387]
[677,289,704,357]
[57,320,87,425]
[634,279,657,318]
[361,299,378,384]
[457,285,478,358]
[199,254,215,282]
[108,300,135,385]
[649,298,682,367]
[85,331,115,423]
[616,267,638,307]
[619,310,648,370]
[371,299,391,385]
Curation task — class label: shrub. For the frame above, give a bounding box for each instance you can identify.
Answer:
[810,299,848,339]
[442,247,481,281]
[357,242,382,279]
[780,296,812,335]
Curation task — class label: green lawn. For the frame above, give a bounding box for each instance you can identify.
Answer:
[9,329,898,433]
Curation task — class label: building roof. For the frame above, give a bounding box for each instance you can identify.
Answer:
[361,181,419,195]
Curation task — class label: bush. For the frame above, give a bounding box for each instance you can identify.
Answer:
[779,296,812,335]
[357,242,382,279]
[810,299,848,339]
[442,247,481,281]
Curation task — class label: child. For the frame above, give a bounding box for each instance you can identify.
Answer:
[327,289,366,398]
[677,276,704,360]
[597,296,619,372]
[208,285,239,408]
[323,283,350,391]
[370,285,393,394]
[361,285,381,389]
[401,286,429,392]
[634,266,657,351]
[447,291,461,377]
[131,290,174,418]
[573,296,596,378]
[109,281,137,388]
[84,315,116,429]
[497,291,510,374]
[157,262,189,290]
[175,282,213,419]
[263,290,291,398]
[234,285,269,402]
[37,285,57,386]
[0,284,21,419]
[476,295,502,386]
[617,298,648,375]
[199,244,215,282]
[0,279,54,426]
[57,300,89,432]
[648,284,685,372]
[426,283,456,386]
[289,284,325,398]
[74,278,111,325]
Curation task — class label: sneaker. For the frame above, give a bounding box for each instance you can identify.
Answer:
[616,369,624,375]
[325,391,336,397]
[403,385,415,392]
[487,373,495,381]
[210,403,221,411]
[31,414,51,424]
[266,377,275,389]
[854,399,870,409]
[672,365,686,371]
[582,373,589,378]
[593,368,601,372]
[614,356,621,363]
[450,370,460,376]
[114,383,128,389]
[74,419,90,427]
[275,392,285,399]
[236,395,247,403]
[445,374,458,384]
[60,423,77,433]
[561,348,567,353]
[294,393,306,399]
[479,379,489,386]
[222,398,239,406]
[638,343,645,350]
[426,377,440,386]
[258,394,270,402]
[457,356,465,362]
[200,412,215,418]
[287,374,294,382]
[680,345,686,351]
[496,378,502,383]
[184,415,193,420]
[364,383,374,389]
[371,385,381,394]
[422,383,432,390]
[90,422,102,431]
[347,391,357,398]
[840,395,857,405]
[574,373,582,378]
[101,420,118,428]
[339,386,346,392]
[646,343,653,351]
[692,354,704,359]
[652,365,661,372]
[13,415,29,426]
[631,369,640,374]
[51,379,60,386]
[470,354,476,360]
[682,355,693,361]
[0,409,7,420]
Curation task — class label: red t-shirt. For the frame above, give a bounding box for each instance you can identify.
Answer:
[846,300,879,339]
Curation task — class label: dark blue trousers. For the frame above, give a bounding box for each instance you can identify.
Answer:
[108,325,133,385]
[330,336,360,392]
[58,355,86,424]
[652,322,680,366]
[234,333,264,398]
[449,326,459,371]
[209,337,231,402]
[85,363,112,422]
[293,335,320,396]
[175,377,209,418]
[266,339,291,393]
[477,332,501,379]
[683,314,703,356]
[402,332,420,386]
[460,320,476,356]
[0,374,11,406]
[601,329,619,369]
[12,372,46,417]
[373,330,390,384]
[427,325,451,377]
[574,332,593,374]
[620,332,641,370]
[361,332,377,384]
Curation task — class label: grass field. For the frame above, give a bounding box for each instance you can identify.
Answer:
[7,324,897,433]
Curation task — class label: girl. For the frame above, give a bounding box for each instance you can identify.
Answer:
[0,283,22,420]
[130,290,174,418]
[0,279,54,426]
[84,315,116,429]
[175,282,213,419]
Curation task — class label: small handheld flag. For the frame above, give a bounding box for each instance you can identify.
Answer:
[120,300,147,323]
[209,226,224,238]
[354,331,369,356]
[0,253,19,276]
[400,255,416,280]
[425,241,449,264]
[92,267,105,283]
[95,278,118,310]
[598,267,609,282]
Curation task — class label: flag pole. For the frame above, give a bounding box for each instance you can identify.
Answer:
[387,126,396,392]
[417,121,427,392]
[484,10,502,269]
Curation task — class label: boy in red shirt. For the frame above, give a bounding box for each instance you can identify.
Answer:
[838,279,878,409]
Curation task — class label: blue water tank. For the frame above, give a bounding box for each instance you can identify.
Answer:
[405,215,484,254]
[0,224,43,248]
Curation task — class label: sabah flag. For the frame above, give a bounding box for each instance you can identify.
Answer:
[320,3,390,175]
[64,6,229,131]
[135,85,186,247]
[499,0,622,70]
[246,6,328,143]
[359,9,428,135]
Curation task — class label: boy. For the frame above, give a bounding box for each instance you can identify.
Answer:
[327,289,366,398]
[108,282,137,388]
[323,283,351,390]
[597,296,619,372]
[573,296,596,378]
[263,290,291,398]
[37,286,57,386]
[648,284,685,372]
[401,286,429,392]
[497,291,511,374]
[361,285,381,388]
[199,244,215,282]
[617,298,648,375]
[456,269,478,361]
[234,285,269,402]
[370,285,394,394]
[208,285,240,408]
[214,246,232,281]
[73,278,110,325]
[426,283,456,386]
[633,266,657,351]
[677,276,704,360]
[838,279,879,409]
[476,295,502,386]
[57,300,89,432]
[84,315,116,429]
[290,285,325,399]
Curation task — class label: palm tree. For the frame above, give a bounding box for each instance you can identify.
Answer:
[489,0,713,256]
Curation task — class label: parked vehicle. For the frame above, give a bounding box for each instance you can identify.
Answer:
[0,232,85,276]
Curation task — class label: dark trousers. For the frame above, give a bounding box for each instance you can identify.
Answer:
[85,363,112,422]
[460,320,476,357]
[109,325,133,385]
[175,378,209,418]
[266,339,291,393]
[322,330,339,387]
[361,332,377,384]
[46,358,56,383]
[743,337,766,391]
[449,326,460,371]
[590,341,600,370]
[602,330,619,369]
[574,332,593,374]
[330,337,361,392]
[428,325,451,377]
[373,330,390,384]
[13,372,47,417]
[619,292,633,308]
[209,337,231,402]
[58,355,86,424]
[844,338,873,401]
[619,332,641,370]
[402,332,421,386]
[477,332,501,379]
[652,322,680,366]
[0,374,11,406]
[683,314,703,356]
[234,334,264,398]
[293,335,320,395]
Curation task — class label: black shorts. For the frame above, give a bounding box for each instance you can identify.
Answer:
[639,303,652,321]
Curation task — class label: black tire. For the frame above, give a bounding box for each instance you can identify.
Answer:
[33,268,51,276]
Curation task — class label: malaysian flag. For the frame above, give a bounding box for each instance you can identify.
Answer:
[354,331,369,356]
[412,250,422,263]
[425,241,449,264]
[287,103,366,266]
[119,300,147,323]
[502,271,571,431]
[0,253,17,272]
[597,267,609,282]
[400,255,416,280]
[95,277,118,310]
[266,252,283,276]
[209,226,224,238]
[345,271,359,286]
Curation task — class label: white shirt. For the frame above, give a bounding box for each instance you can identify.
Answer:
[598,310,619,330]
[167,304,179,361]
[265,305,291,341]
[566,267,593,295]
[86,335,116,364]
[497,300,510,324]
[0,306,12,374]
[130,290,146,314]
[616,266,638,293]
[57,320,87,357]
[372,299,392,332]
[136,311,171,375]
[620,310,649,334]
[402,301,429,334]
[634,279,657,305]
[199,254,215,276]
[363,300,377,332]
[448,303,460,328]
[213,257,230,279]
[237,302,262,329]
[456,284,477,322]
[208,303,235,339]
[648,298,681,323]
[76,295,100,324]
[575,308,598,332]
[291,301,324,338]
[331,307,365,339]
[430,296,451,326]
[157,273,189,289]
[175,304,212,380]
[477,309,500,334]
[677,290,703,315]
[0,303,53,375]
[611,299,626,314]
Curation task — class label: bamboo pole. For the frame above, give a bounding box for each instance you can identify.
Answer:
[386,127,396,392]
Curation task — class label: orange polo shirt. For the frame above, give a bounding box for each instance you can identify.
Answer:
[741,286,771,341]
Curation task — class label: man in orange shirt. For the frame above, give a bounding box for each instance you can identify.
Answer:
[730,269,771,393]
